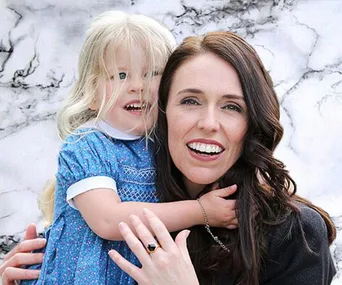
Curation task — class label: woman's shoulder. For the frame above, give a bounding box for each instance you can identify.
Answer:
[262,203,336,284]
[281,203,325,233]
[268,203,328,250]
[297,203,329,237]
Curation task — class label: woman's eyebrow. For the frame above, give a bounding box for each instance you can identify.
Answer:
[176,88,203,95]
[222,94,245,101]
[177,88,245,101]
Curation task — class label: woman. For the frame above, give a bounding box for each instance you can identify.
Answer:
[1,31,336,284]
[110,31,337,284]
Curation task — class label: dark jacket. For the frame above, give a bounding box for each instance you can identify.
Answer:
[220,204,336,285]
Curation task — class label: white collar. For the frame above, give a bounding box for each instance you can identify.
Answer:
[80,119,142,140]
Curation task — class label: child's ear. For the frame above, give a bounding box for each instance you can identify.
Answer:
[89,91,99,111]
[90,80,100,111]
[89,99,98,111]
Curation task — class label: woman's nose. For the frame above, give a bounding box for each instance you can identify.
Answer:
[197,107,220,132]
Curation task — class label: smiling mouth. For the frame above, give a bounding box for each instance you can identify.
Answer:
[187,142,224,155]
[124,102,149,112]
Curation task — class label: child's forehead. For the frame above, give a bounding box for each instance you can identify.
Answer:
[106,43,143,59]
[104,42,164,69]
[104,45,145,69]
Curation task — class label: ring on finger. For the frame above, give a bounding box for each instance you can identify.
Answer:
[146,242,161,254]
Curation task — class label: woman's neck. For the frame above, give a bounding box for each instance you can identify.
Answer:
[183,177,206,199]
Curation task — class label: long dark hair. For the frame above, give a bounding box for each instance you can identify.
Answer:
[154,32,336,284]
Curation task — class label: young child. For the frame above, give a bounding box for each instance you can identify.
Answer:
[22,11,238,285]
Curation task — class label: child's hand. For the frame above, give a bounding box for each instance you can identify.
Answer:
[198,185,238,229]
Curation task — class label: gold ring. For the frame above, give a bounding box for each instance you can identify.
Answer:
[146,242,161,254]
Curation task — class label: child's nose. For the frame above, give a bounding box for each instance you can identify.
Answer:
[129,76,144,94]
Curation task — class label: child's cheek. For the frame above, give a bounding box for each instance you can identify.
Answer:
[152,76,161,101]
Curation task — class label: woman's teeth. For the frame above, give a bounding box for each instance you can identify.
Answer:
[187,142,223,154]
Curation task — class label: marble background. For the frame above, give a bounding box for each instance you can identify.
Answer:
[0,0,341,283]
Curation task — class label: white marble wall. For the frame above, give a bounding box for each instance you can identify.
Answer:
[0,0,341,283]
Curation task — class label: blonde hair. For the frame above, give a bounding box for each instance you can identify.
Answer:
[40,11,176,227]
[57,10,176,139]
[38,177,56,227]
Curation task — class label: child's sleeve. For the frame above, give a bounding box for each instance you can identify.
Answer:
[56,133,119,209]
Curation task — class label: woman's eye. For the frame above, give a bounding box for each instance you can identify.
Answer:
[223,104,242,112]
[119,72,127,80]
[180,98,200,105]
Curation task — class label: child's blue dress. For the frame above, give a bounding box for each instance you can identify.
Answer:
[22,120,158,285]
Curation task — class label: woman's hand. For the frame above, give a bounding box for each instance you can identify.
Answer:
[109,208,199,285]
[0,224,46,285]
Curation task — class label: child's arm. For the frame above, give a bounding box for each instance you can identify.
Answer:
[73,185,237,240]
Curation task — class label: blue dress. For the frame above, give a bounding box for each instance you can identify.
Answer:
[22,122,158,285]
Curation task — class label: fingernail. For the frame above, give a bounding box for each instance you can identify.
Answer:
[129,214,139,223]
[128,214,135,221]
[143,208,150,215]
[38,238,47,245]
[118,222,125,230]
[185,230,191,238]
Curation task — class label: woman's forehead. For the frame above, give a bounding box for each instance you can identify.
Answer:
[170,53,243,96]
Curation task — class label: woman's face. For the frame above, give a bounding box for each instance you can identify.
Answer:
[166,52,248,197]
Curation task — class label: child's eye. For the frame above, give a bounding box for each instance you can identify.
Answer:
[119,72,127,80]
[222,104,242,112]
[151,70,161,76]
[180,98,200,105]
[144,70,161,77]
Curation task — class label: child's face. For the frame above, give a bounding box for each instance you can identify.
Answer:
[99,44,161,136]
